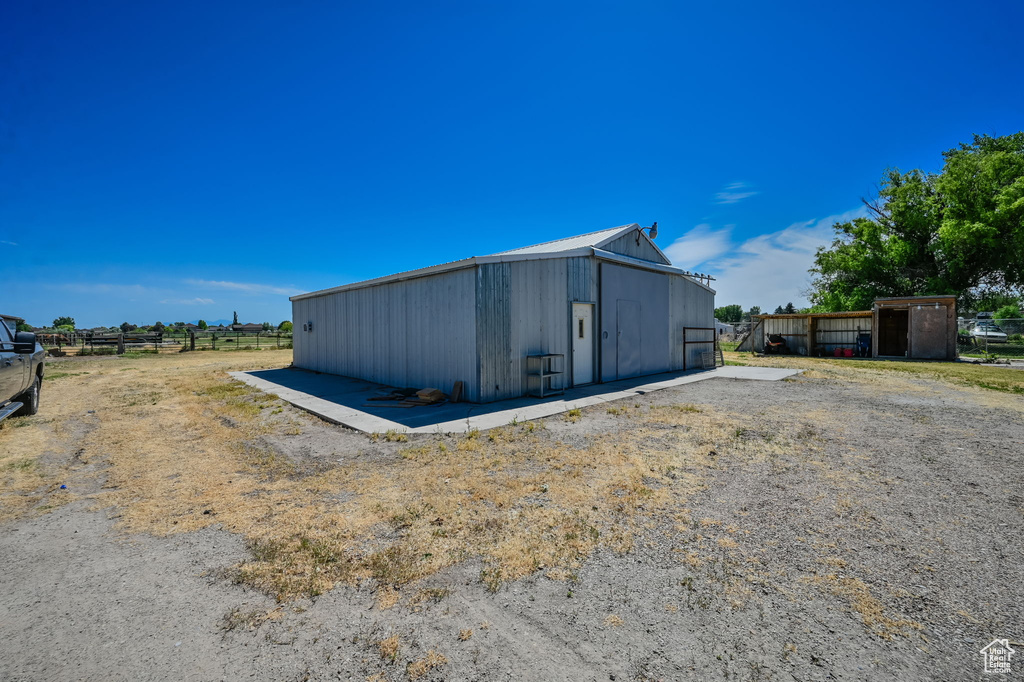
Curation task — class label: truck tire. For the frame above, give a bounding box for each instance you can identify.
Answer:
[14,376,40,417]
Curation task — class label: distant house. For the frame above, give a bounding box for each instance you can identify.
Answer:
[714,319,735,336]
[207,325,229,332]
[183,323,200,330]
[232,323,264,333]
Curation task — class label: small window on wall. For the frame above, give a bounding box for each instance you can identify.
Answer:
[578,318,585,339]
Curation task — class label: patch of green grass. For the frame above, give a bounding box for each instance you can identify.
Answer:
[122,350,159,358]
[77,347,117,356]
[976,381,1024,395]
[368,545,421,587]
[653,403,701,414]
[45,371,89,380]
[4,459,34,471]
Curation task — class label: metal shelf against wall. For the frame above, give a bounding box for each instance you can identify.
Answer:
[526,353,565,398]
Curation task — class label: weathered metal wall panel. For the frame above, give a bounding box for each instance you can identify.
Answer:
[502,258,571,400]
[752,316,873,356]
[815,316,872,355]
[476,263,514,403]
[603,231,670,264]
[566,257,595,302]
[669,276,716,370]
[754,317,809,355]
[290,268,479,402]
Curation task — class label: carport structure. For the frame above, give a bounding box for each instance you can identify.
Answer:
[738,295,958,360]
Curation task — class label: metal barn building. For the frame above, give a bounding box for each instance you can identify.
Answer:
[290,224,716,403]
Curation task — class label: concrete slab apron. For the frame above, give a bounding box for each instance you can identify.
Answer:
[229,366,802,435]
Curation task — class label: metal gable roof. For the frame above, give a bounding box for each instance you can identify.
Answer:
[291,223,691,301]
[488,224,638,256]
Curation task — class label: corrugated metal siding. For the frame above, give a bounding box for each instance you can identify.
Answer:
[566,257,595,301]
[290,268,480,401]
[476,263,514,403]
[599,262,671,381]
[756,317,809,355]
[816,316,872,355]
[669,276,716,370]
[603,231,670,264]
[752,315,872,356]
[292,253,715,404]
[501,258,570,400]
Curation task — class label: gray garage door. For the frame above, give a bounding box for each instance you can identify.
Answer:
[616,300,642,379]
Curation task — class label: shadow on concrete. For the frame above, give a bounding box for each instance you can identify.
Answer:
[242,367,714,431]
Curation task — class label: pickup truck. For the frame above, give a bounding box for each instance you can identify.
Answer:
[0,317,45,423]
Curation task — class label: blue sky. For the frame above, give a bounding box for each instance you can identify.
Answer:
[2,1,1022,327]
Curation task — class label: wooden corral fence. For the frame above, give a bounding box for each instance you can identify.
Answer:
[41,330,293,355]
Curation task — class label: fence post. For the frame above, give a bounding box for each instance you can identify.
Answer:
[212,333,216,351]
[256,332,260,349]
[190,331,195,352]
[117,334,125,355]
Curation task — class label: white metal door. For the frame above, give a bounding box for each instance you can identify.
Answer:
[572,303,594,385]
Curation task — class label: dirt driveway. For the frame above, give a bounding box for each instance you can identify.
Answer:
[1,350,1021,681]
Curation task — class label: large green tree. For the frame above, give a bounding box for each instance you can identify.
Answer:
[810,133,1024,311]
[714,304,743,323]
[53,316,75,328]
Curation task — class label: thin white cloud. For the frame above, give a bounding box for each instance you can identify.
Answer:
[715,182,758,205]
[160,297,215,305]
[663,224,733,270]
[0,240,17,246]
[704,206,869,310]
[186,279,303,296]
[55,283,150,296]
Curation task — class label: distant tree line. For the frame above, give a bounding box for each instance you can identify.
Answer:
[715,303,813,323]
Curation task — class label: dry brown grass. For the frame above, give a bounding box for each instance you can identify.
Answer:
[4,353,831,603]
[406,650,447,680]
[3,346,952,652]
[726,352,1024,408]
[377,634,400,663]
[806,573,923,639]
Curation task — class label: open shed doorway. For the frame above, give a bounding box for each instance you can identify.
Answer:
[877,308,908,356]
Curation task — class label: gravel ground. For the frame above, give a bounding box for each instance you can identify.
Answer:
[1,367,1021,681]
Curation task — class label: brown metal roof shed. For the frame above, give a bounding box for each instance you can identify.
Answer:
[872,295,957,359]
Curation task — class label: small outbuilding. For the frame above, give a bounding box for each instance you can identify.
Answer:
[290,224,717,403]
[872,295,958,359]
[738,295,957,360]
